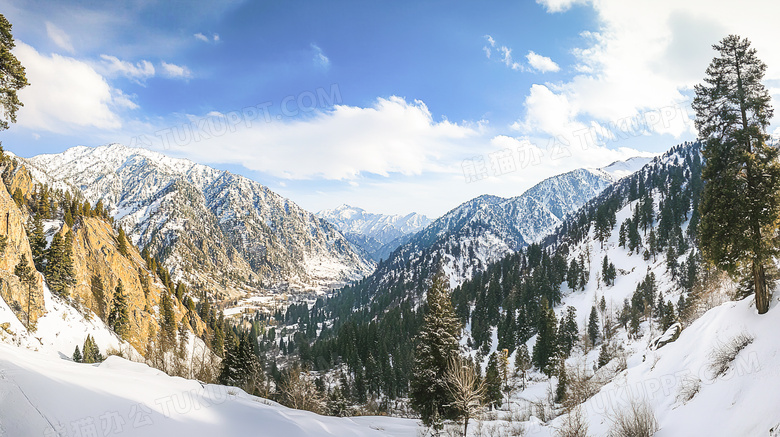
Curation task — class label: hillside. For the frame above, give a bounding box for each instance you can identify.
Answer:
[0,342,418,437]
[21,144,374,298]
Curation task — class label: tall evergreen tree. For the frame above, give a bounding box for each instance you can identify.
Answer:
[14,254,36,330]
[28,213,46,271]
[117,227,130,257]
[108,280,130,338]
[483,352,503,409]
[513,344,531,390]
[588,306,600,347]
[72,345,82,363]
[44,230,75,297]
[693,35,780,314]
[532,298,558,376]
[409,272,462,429]
[0,14,29,131]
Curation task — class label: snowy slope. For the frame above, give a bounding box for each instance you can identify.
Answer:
[0,342,419,437]
[0,278,139,360]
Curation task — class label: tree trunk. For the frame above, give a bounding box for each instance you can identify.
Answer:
[754,261,769,314]
[463,416,469,437]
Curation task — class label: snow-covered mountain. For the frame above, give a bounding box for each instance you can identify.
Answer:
[22,144,374,297]
[317,205,431,261]
[375,164,628,289]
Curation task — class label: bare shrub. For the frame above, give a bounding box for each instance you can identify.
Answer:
[676,377,701,404]
[608,400,658,437]
[445,355,486,437]
[708,332,754,378]
[555,406,589,437]
[278,365,325,414]
[509,423,526,436]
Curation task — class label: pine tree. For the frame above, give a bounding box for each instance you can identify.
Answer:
[484,352,503,409]
[513,344,531,390]
[587,306,599,347]
[555,360,568,404]
[108,280,130,338]
[28,213,46,271]
[44,230,75,297]
[694,35,780,314]
[117,227,130,257]
[82,335,102,363]
[532,298,558,376]
[14,254,36,330]
[0,14,29,131]
[410,271,462,428]
[73,345,82,363]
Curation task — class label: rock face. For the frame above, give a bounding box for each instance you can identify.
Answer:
[0,157,202,353]
[67,217,201,352]
[24,144,374,297]
[0,162,45,328]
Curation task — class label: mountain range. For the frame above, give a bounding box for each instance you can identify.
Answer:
[21,144,374,299]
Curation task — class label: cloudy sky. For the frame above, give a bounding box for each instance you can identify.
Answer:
[2,0,779,217]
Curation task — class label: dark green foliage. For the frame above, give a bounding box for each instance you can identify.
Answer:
[44,230,75,297]
[602,255,616,287]
[108,280,130,338]
[117,227,130,257]
[160,291,177,347]
[484,352,503,409]
[598,343,612,368]
[14,253,36,329]
[218,331,264,395]
[81,335,103,363]
[694,35,780,314]
[72,345,82,363]
[27,213,46,271]
[514,343,531,390]
[532,299,558,376]
[558,306,578,358]
[409,272,462,428]
[0,14,29,131]
[588,306,599,347]
[555,361,568,404]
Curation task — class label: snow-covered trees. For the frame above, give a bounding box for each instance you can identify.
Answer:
[218,331,264,396]
[514,344,531,390]
[410,272,462,429]
[694,35,780,314]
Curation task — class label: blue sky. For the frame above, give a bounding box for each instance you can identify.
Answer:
[2,0,779,217]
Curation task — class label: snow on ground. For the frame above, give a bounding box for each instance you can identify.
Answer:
[0,278,138,361]
[0,342,420,437]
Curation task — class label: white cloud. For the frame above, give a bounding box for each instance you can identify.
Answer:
[163,96,478,180]
[526,51,560,73]
[160,62,192,79]
[312,44,330,69]
[482,35,524,71]
[536,0,587,13]
[516,0,780,141]
[12,42,127,133]
[194,32,219,43]
[98,55,155,82]
[45,22,74,53]
[514,84,584,136]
